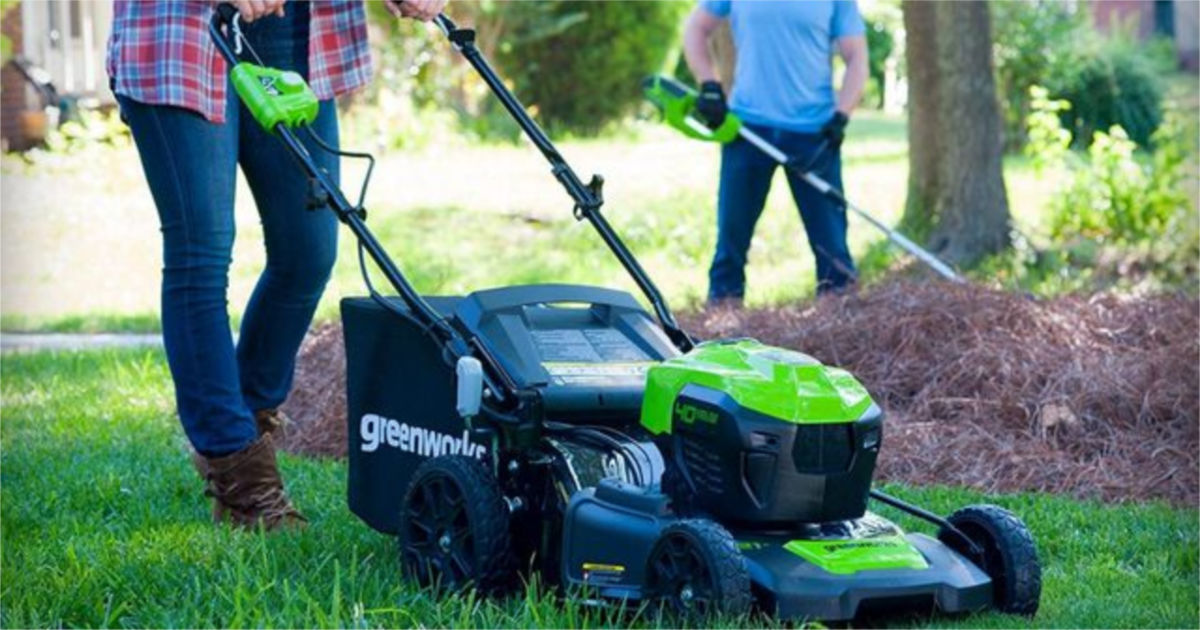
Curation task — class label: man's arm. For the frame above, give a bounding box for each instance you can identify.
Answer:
[835,35,868,115]
[683,7,723,83]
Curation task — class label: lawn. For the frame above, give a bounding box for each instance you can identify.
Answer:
[0,111,1064,333]
[2,347,1196,628]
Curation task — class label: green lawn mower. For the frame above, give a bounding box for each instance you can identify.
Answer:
[210,6,1041,622]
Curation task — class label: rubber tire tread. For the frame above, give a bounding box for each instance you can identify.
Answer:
[939,504,1041,617]
[400,455,514,594]
[650,518,753,617]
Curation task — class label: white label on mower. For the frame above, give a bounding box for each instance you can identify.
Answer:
[543,362,652,386]
[359,413,487,459]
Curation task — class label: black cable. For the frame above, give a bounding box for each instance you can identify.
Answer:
[223,11,523,429]
[302,125,375,211]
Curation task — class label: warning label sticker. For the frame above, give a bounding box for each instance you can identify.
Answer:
[582,562,626,585]
[531,328,651,363]
[543,362,653,386]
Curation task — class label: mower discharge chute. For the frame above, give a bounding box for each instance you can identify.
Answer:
[210,6,1040,622]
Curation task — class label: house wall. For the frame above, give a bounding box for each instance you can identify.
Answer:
[1,0,114,150]
[1175,0,1199,70]
[1,2,28,150]
[1092,0,1157,39]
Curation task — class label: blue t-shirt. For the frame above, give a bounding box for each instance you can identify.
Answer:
[700,0,865,133]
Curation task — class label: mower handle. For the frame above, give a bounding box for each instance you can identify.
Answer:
[215,2,238,25]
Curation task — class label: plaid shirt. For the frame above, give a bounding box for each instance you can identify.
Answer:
[107,1,373,123]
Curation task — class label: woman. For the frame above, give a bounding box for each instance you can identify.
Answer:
[107,0,445,530]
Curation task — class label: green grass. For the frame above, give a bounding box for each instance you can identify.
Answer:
[2,348,1197,628]
[0,312,163,334]
[1,109,1074,333]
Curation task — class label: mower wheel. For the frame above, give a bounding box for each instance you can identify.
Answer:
[645,519,752,619]
[939,504,1041,616]
[399,455,514,594]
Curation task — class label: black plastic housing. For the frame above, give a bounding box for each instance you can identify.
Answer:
[344,284,679,534]
[664,384,883,526]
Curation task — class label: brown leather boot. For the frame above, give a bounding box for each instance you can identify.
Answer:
[201,433,306,530]
[191,409,288,479]
[253,408,288,440]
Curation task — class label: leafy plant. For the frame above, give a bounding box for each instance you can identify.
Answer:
[991,0,1084,150]
[863,15,895,109]
[1016,85,1196,291]
[494,1,690,136]
[1048,30,1168,149]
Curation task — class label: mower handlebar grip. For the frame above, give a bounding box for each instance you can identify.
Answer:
[214,2,238,26]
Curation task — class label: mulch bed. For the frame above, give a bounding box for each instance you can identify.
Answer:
[282,280,1199,506]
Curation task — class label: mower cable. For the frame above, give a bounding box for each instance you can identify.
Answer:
[869,489,984,559]
[302,125,375,212]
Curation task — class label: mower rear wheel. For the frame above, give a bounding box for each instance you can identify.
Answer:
[399,455,514,593]
[644,519,752,618]
[939,504,1041,616]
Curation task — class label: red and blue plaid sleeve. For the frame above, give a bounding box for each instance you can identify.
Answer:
[106,0,372,124]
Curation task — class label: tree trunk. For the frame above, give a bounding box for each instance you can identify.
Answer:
[901,0,1012,267]
[900,0,940,236]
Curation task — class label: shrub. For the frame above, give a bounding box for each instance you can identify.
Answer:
[991,1,1169,151]
[1026,86,1191,245]
[493,1,691,136]
[863,16,895,109]
[991,0,1083,150]
[1048,33,1168,149]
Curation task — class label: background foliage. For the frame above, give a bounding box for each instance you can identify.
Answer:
[990,0,1169,150]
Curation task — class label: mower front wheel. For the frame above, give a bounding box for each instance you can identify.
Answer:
[939,504,1041,616]
[399,455,514,594]
[644,519,752,619]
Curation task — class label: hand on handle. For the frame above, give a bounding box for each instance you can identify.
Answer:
[695,80,727,129]
[223,0,285,23]
[386,0,447,22]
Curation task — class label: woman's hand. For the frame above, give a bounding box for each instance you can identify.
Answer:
[231,0,286,23]
[385,0,447,23]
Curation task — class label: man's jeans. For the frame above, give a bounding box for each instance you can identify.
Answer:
[117,6,338,457]
[708,123,856,300]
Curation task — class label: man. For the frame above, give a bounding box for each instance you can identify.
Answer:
[683,0,868,303]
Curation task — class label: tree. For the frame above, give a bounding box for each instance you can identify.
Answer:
[900,0,1011,267]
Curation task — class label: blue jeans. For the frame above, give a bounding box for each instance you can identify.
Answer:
[708,123,856,300]
[117,5,339,457]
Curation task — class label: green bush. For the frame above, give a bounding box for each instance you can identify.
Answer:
[991,0,1083,150]
[493,1,690,136]
[863,16,895,109]
[1026,85,1192,245]
[1048,34,1168,149]
[991,1,1170,151]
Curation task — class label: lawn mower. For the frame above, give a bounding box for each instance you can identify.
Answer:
[210,5,1041,622]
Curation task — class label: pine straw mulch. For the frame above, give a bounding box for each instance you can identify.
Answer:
[281,280,1199,506]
